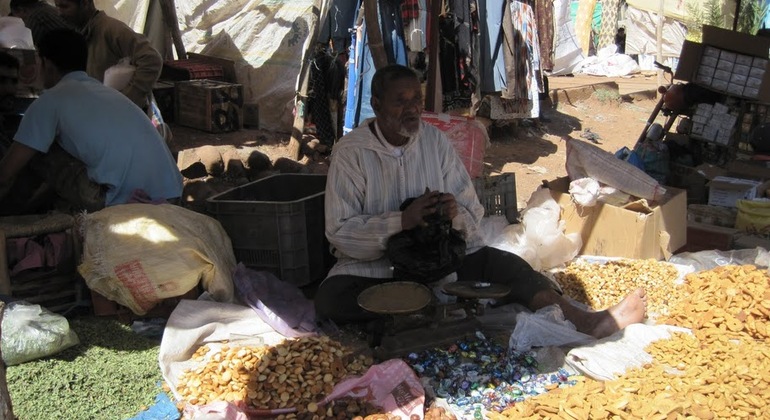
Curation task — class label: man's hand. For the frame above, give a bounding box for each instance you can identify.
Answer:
[437,192,458,221]
[401,189,441,230]
[401,189,459,230]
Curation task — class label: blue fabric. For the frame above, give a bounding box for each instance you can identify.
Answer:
[14,72,183,205]
[343,0,407,132]
[477,0,506,92]
[615,146,645,171]
[127,391,179,420]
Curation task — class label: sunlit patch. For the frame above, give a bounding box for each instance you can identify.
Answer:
[109,217,179,243]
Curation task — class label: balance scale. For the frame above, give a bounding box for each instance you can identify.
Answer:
[357,281,511,360]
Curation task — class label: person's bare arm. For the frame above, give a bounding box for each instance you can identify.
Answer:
[0,142,38,201]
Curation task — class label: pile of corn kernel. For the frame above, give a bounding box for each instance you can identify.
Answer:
[489,264,770,419]
[176,336,372,416]
[552,258,682,316]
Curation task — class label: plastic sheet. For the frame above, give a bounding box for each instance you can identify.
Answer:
[490,188,582,271]
[509,304,595,351]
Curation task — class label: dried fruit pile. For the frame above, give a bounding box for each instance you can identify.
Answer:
[176,336,371,415]
[491,264,770,419]
[552,258,682,316]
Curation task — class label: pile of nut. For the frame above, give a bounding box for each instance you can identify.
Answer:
[552,258,682,316]
[176,336,371,414]
[488,264,770,419]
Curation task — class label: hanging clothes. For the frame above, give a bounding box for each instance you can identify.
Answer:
[574,0,597,56]
[598,0,620,50]
[477,0,507,93]
[343,0,408,134]
[535,0,555,71]
[402,0,428,51]
[499,0,541,116]
[319,0,359,53]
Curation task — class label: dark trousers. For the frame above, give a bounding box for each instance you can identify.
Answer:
[1,143,105,215]
[314,246,554,324]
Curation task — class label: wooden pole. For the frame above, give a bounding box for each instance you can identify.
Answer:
[0,231,10,296]
[288,1,324,160]
[732,0,742,31]
[425,0,443,112]
[656,0,664,90]
[363,0,389,70]
[0,302,15,420]
[158,0,187,60]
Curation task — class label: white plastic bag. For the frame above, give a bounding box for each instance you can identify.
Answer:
[0,17,34,49]
[1,301,79,365]
[491,188,582,271]
[569,177,601,207]
[509,304,595,351]
[104,57,135,91]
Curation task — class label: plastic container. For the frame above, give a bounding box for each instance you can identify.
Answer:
[206,174,329,286]
[422,112,488,178]
[473,173,518,223]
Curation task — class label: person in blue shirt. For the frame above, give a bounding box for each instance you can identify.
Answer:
[0,28,182,214]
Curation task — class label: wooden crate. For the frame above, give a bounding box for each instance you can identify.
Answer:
[174,79,243,133]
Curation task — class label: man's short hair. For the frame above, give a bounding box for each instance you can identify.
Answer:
[371,64,419,100]
[0,52,20,70]
[9,0,40,11]
[37,28,87,73]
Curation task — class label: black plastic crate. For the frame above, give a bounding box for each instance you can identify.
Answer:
[473,173,518,223]
[206,174,329,286]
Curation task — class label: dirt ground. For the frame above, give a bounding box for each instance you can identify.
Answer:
[168,73,665,212]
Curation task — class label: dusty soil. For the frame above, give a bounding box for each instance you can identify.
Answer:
[169,78,662,212]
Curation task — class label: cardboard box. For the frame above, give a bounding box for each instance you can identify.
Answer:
[548,177,687,260]
[707,176,767,207]
[174,79,243,133]
[675,27,770,102]
[681,221,737,253]
[702,25,770,58]
[668,163,708,204]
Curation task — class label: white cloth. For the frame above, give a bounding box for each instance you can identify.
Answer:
[324,119,485,279]
[14,71,183,205]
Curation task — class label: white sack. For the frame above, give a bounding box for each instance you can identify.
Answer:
[566,323,691,381]
[78,204,236,315]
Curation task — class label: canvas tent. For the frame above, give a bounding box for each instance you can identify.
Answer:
[621,0,738,60]
[1,0,329,133]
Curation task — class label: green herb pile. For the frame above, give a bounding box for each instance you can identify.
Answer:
[6,316,168,420]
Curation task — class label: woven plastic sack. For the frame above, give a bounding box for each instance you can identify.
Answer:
[422,112,489,178]
[78,204,236,315]
[735,199,770,235]
[566,137,666,201]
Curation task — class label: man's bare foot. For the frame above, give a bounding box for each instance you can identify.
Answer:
[589,288,648,339]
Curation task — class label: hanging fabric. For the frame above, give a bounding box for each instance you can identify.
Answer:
[597,0,620,50]
[499,0,541,117]
[402,0,428,52]
[534,0,555,71]
[343,0,408,134]
[574,0,597,56]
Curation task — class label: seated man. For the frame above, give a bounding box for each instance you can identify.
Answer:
[55,0,162,109]
[315,64,647,339]
[0,28,182,214]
